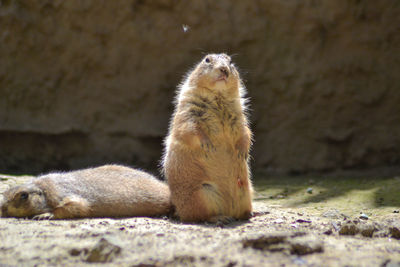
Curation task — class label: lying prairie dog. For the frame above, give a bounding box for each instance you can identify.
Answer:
[1,165,171,219]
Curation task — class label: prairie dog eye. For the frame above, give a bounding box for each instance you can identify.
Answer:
[20,192,29,200]
[205,57,211,63]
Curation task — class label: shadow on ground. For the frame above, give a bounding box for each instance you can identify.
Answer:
[253,168,400,213]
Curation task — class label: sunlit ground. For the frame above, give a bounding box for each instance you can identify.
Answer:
[1,170,399,220]
[253,171,400,219]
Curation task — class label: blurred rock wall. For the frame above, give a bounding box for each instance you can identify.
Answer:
[0,0,399,174]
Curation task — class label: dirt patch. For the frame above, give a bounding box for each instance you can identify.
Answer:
[1,173,399,266]
[242,232,324,255]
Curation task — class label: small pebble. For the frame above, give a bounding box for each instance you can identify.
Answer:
[359,213,369,220]
[393,210,399,214]
[323,229,333,235]
[306,188,313,194]
[69,248,87,256]
[339,223,359,235]
[389,225,400,239]
[331,221,340,231]
[360,224,375,238]
[85,238,122,263]
[296,219,312,223]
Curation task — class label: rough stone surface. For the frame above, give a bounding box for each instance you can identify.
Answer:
[1,1,400,174]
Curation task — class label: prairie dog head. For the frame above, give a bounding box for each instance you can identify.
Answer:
[187,53,241,96]
[1,184,49,218]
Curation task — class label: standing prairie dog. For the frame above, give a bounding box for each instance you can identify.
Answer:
[1,165,171,219]
[162,53,253,223]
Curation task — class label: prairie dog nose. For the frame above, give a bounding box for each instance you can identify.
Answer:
[219,66,229,77]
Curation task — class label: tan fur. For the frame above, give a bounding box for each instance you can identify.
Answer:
[1,165,172,219]
[163,53,253,223]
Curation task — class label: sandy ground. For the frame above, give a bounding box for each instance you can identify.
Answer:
[0,173,399,267]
